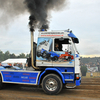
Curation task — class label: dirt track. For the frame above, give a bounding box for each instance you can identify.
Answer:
[0,77,100,100]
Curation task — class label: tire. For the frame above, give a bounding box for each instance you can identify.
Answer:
[42,74,63,95]
[0,76,4,89]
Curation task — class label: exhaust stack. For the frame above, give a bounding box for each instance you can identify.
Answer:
[30,29,38,69]
[29,16,38,69]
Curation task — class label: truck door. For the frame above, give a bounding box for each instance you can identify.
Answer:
[36,37,53,67]
[52,38,75,67]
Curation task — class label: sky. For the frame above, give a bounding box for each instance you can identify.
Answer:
[0,0,100,57]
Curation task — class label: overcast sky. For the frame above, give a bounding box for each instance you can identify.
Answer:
[0,0,100,57]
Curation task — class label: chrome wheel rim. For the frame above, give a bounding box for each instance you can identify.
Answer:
[45,78,57,91]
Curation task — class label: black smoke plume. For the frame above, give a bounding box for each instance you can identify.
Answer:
[25,0,67,31]
[0,0,26,25]
[0,0,68,30]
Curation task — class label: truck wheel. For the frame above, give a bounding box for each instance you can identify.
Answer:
[0,76,4,89]
[42,74,63,95]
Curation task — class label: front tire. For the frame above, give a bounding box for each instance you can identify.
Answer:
[42,74,63,95]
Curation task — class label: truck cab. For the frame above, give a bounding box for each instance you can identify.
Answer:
[36,30,80,69]
[0,29,81,95]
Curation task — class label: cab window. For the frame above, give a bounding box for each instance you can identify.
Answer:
[54,38,71,52]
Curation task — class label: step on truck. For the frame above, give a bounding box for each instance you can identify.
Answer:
[0,29,81,95]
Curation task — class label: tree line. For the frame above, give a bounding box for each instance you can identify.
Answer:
[0,50,29,62]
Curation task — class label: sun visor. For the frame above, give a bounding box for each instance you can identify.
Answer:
[68,32,79,43]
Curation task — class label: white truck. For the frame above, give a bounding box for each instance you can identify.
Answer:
[0,29,81,95]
